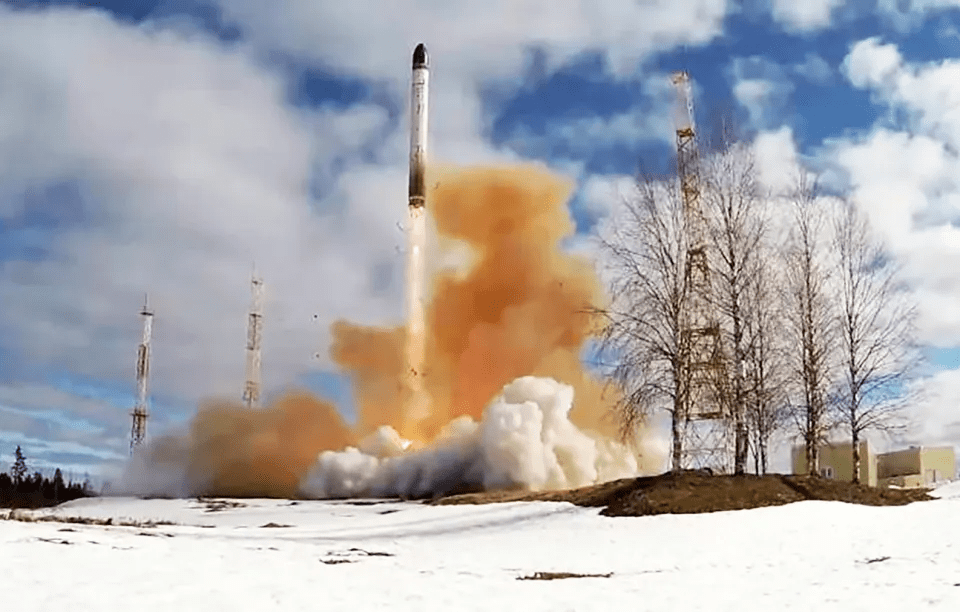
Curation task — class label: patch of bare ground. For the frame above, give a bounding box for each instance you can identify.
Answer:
[1,509,176,528]
[431,470,933,516]
[518,572,613,581]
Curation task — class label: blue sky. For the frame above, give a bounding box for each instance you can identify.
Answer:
[3,0,960,477]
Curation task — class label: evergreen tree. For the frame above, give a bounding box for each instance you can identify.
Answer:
[53,468,64,501]
[11,446,27,485]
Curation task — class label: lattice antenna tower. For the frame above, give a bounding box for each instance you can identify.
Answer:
[131,295,153,453]
[671,71,731,470]
[242,271,264,408]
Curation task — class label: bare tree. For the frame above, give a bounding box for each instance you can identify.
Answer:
[594,173,690,470]
[833,199,920,483]
[781,176,836,476]
[742,248,790,474]
[701,142,766,474]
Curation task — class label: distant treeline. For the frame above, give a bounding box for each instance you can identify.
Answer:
[1,445,93,509]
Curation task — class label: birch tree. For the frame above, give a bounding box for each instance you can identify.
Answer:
[782,177,836,476]
[833,199,920,483]
[742,249,790,474]
[595,174,690,470]
[701,143,766,474]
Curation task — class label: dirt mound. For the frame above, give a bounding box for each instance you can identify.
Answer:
[431,470,934,517]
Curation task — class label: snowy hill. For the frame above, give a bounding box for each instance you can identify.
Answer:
[3,491,960,611]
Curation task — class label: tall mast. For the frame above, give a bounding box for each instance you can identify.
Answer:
[130,295,153,453]
[242,272,264,408]
[672,71,729,468]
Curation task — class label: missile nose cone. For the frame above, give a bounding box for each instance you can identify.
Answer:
[413,43,428,69]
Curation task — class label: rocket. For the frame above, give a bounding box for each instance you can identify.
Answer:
[408,43,429,209]
[401,43,431,435]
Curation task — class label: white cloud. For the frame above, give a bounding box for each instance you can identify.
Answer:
[577,174,637,221]
[729,57,793,131]
[767,0,960,33]
[876,0,960,31]
[842,38,903,90]
[212,0,732,83]
[832,130,948,241]
[769,0,842,32]
[793,53,832,85]
[502,105,675,166]
[753,126,802,193]
[829,131,960,345]
[732,79,777,128]
[847,42,960,148]
[829,39,960,349]
[904,367,960,447]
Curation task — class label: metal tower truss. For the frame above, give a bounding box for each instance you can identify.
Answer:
[131,296,153,453]
[680,418,734,473]
[243,273,264,409]
[671,70,732,468]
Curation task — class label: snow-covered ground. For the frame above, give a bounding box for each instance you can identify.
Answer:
[4,482,960,611]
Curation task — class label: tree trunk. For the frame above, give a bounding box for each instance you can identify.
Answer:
[757,397,768,475]
[805,408,818,476]
[734,415,749,475]
[851,429,861,485]
[759,426,768,475]
[671,396,683,472]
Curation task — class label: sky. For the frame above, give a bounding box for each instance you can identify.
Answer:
[3,0,960,478]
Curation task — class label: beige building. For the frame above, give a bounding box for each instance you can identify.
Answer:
[792,441,956,488]
[792,440,877,486]
[877,446,956,488]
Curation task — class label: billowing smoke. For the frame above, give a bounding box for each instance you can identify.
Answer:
[303,376,647,498]
[118,392,355,498]
[116,165,665,499]
[334,165,618,442]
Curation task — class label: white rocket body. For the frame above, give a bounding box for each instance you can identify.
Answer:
[409,43,428,209]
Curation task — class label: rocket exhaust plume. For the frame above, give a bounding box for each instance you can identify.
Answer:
[402,42,431,437]
[113,45,667,500]
[116,163,667,499]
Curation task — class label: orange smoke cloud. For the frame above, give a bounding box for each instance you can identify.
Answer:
[181,393,354,498]
[138,164,623,498]
[335,164,616,442]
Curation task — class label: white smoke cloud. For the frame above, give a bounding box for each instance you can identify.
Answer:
[303,376,648,498]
